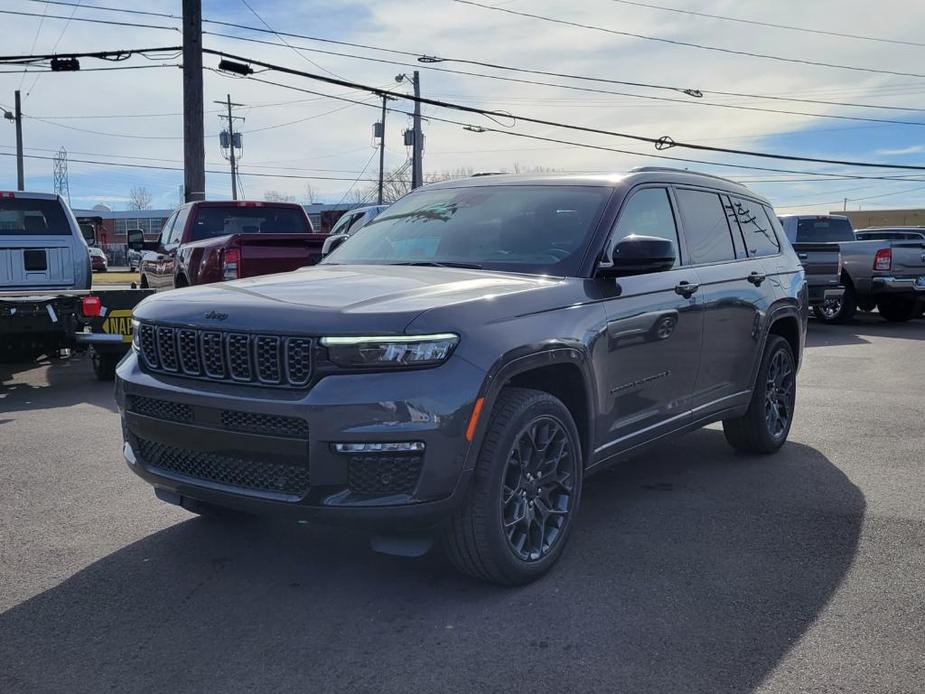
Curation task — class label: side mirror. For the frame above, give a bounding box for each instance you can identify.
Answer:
[127,228,144,251]
[322,233,348,258]
[597,235,676,278]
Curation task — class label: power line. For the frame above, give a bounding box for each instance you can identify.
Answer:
[0,151,384,182]
[454,0,925,80]
[0,9,179,33]
[608,0,925,49]
[203,30,925,128]
[203,48,925,172]
[778,184,925,209]
[238,0,344,80]
[218,71,925,183]
[14,2,925,115]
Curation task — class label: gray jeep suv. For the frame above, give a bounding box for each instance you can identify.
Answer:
[116,168,807,584]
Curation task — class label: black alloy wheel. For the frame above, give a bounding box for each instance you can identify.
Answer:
[501,415,577,562]
[764,348,795,440]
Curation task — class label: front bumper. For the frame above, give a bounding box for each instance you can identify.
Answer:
[115,352,485,528]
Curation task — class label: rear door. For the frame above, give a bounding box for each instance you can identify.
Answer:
[673,188,776,415]
[0,195,78,290]
[596,186,703,454]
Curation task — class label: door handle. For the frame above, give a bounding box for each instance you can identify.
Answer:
[748,271,767,286]
[674,280,699,298]
[797,253,808,260]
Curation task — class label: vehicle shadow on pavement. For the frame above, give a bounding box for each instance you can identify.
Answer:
[0,352,118,416]
[0,429,864,694]
[807,313,925,348]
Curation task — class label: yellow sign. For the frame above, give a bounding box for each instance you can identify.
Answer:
[101,309,134,343]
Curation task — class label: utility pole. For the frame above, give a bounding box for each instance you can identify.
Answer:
[182,0,205,202]
[5,90,25,190]
[377,94,387,204]
[411,71,423,189]
[216,95,244,200]
[843,197,848,212]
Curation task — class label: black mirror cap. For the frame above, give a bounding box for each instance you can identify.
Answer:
[598,234,677,278]
[126,228,144,251]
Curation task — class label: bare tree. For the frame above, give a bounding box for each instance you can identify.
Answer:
[264,190,298,203]
[128,186,153,210]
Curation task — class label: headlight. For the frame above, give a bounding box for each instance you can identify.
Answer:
[320,333,458,368]
[131,319,141,352]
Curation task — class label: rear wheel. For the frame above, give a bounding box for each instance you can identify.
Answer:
[812,285,856,323]
[443,387,583,585]
[723,335,796,455]
[877,296,917,322]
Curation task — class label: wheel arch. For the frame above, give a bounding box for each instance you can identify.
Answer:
[473,345,597,469]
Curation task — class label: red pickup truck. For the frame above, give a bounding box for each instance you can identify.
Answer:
[131,201,327,290]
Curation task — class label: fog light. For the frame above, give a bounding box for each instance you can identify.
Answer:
[333,441,425,454]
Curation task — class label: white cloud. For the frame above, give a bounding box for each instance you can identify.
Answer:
[875,145,925,156]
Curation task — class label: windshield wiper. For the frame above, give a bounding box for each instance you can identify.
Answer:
[388,261,483,269]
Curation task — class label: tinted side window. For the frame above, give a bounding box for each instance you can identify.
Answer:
[729,197,781,257]
[170,206,192,244]
[674,188,736,264]
[158,211,178,246]
[611,187,681,268]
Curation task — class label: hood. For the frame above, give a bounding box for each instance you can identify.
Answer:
[134,264,567,334]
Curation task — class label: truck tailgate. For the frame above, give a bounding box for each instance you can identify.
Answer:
[792,242,841,280]
[890,241,925,277]
[237,233,328,277]
[0,238,76,290]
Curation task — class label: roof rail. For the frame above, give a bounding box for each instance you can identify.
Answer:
[630,166,744,186]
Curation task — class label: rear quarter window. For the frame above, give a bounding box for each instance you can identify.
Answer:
[729,198,781,257]
[0,198,70,236]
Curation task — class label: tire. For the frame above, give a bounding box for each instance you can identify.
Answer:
[723,335,796,455]
[877,297,917,322]
[443,387,583,585]
[90,350,119,381]
[812,284,856,323]
[140,275,149,289]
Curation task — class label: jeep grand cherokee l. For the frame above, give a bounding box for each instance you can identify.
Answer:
[116,169,806,585]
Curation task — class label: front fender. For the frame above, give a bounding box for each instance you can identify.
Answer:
[461,343,598,471]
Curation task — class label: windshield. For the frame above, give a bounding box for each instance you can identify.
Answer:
[190,206,309,241]
[322,185,611,275]
[796,217,854,243]
[0,198,70,236]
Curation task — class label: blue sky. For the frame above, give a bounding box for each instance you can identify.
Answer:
[1,0,924,213]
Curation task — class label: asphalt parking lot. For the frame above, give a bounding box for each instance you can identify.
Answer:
[1,314,923,694]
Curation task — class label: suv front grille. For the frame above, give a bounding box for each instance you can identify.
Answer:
[138,322,312,387]
[347,454,423,496]
[135,437,311,498]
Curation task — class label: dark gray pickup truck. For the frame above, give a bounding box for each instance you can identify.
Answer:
[780,214,925,322]
[116,168,806,584]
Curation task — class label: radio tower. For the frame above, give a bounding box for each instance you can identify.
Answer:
[53,147,70,203]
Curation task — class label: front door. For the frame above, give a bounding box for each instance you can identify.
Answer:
[596,186,703,459]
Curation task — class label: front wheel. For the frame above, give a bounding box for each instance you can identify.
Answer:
[443,388,583,585]
[723,335,796,455]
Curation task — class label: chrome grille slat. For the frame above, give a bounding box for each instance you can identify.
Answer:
[137,322,311,388]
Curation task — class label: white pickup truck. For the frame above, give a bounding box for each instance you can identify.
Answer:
[1,191,151,377]
[779,214,925,323]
